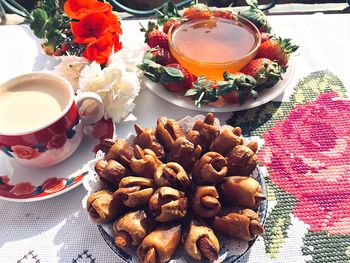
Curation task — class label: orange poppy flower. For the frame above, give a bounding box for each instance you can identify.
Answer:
[71,12,110,44]
[64,0,109,20]
[83,33,113,64]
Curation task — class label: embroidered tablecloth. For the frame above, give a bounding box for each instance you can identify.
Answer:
[1,14,350,263]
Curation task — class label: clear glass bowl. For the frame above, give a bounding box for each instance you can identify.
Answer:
[168,15,261,81]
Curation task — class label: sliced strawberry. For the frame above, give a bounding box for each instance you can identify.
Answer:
[256,37,299,66]
[164,63,197,92]
[183,3,212,19]
[241,58,283,88]
[212,10,234,20]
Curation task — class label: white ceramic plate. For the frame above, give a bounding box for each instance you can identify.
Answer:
[144,60,294,112]
[0,119,114,202]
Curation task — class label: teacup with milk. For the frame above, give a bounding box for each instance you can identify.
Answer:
[0,72,104,168]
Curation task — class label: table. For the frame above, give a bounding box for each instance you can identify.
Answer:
[1,13,350,263]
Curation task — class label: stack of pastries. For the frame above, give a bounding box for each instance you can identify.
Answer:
[86,113,266,263]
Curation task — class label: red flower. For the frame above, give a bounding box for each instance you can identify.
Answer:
[42,178,67,194]
[83,33,113,64]
[10,182,35,196]
[11,145,40,160]
[259,92,350,235]
[64,0,109,20]
[46,134,67,150]
[71,12,110,44]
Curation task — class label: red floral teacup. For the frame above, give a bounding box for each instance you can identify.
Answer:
[0,72,104,168]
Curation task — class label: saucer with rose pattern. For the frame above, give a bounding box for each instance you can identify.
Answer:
[0,119,114,202]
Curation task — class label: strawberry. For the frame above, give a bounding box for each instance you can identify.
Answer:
[185,76,219,107]
[256,37,299,66]
[217,72,257,104]
[163,18,177,34]
[212,10,234,20]
[260,32,270,43]
[140,21,169,49]
[164,63,197,92]
[239,1,271,33]
[241,58,283,88]
[148,47,177,66]
[147,30,169,49]
[183,3,212,19]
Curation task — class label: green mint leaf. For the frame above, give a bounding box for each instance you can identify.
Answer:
[251,89,259,99]
[30,9,49,38]
[185,89,198,97]
[246,0,258,8]
[160,66,184,83]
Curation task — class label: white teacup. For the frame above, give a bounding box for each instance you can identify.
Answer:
[0,72,104,168]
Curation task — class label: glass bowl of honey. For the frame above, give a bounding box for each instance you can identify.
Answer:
[168,15,261,81]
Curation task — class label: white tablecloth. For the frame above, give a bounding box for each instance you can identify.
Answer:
[1,13,350,263]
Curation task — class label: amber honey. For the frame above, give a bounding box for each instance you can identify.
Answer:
[168,16,260,80]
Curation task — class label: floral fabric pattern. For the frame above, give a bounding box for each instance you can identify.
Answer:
[260,92,350,235]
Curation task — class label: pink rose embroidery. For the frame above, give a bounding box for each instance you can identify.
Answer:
[260,92,350,235]
[11,145,40,160]
[46,134,67,149]
[10,182,35,196]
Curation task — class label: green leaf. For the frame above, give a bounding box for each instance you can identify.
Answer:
[185,89,198,97]
[156,0,180,25]
[160,67,184,83]
[262,178,298,258]
[251,89,259,99]
[302,231,350,263]
[30,9,49,38]
[246,0,258,7]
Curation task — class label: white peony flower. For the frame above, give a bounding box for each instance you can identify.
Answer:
[54,56,90,91]
[79,60,141,123]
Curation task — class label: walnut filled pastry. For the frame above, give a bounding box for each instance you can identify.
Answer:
[210,127,243,156]
[186,113,219,152]
[134,124,165,160]
[192,152,227,185]
[137,223,182,263]
[156,117,184,151]
[183,218,220,261]
[168,137,201,172]
[115,177,155,207]
[154,162,191,191]
[213,207,264,241]
[87,190,124,224]
[113,210,154,250]
[192,186,221,218]
[130,145,162,179]
[149,186,188,222]
[95,159,130,188]
[218,176,266,209]
[226,143,258,176]
[105,140,134,169]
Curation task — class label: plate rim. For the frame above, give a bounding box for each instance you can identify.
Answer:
[144,60,295,112]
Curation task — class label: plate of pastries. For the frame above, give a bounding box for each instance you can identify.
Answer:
[83,113,268,263]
